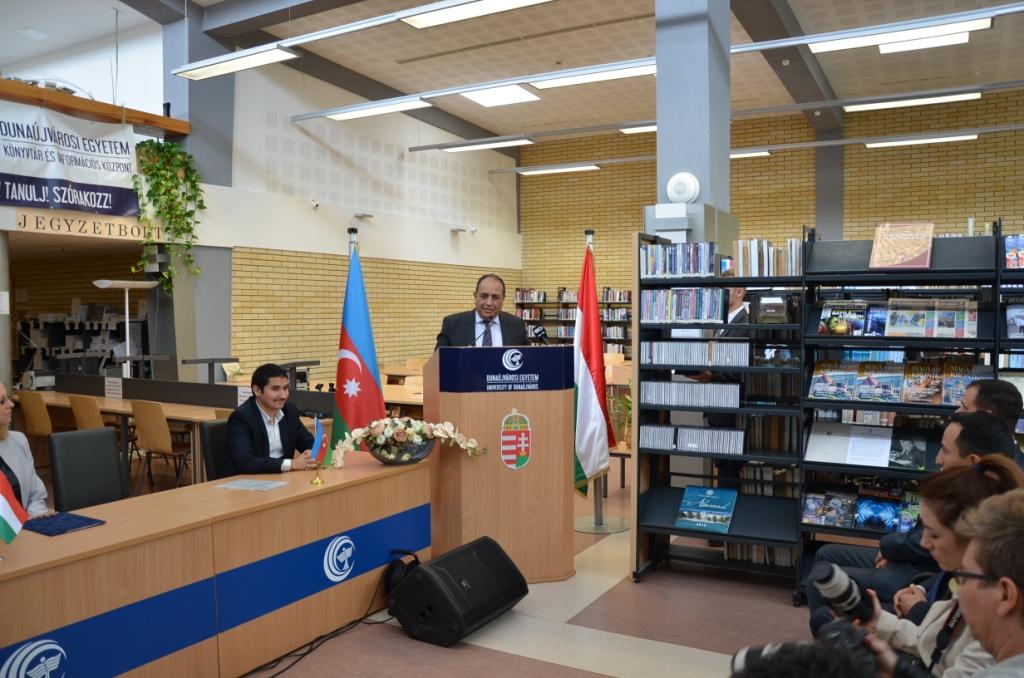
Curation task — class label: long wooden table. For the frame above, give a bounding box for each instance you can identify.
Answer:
[0,454,431,676]
[17,391,219,485]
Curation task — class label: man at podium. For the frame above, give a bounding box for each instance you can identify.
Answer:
[435,274,528,349]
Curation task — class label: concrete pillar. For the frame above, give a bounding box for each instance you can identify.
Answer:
[815,131,844,241]
[655,0,731,210]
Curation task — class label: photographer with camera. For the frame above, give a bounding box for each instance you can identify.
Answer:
[857,456,1024,677]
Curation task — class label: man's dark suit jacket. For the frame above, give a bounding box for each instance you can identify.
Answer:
[227,396,314,474]
[434,310,529,350]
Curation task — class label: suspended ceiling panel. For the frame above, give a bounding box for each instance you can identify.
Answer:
[788,0,1024,98]
[265,0,795,134]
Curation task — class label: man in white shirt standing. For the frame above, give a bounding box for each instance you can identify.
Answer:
[227,363,316,474]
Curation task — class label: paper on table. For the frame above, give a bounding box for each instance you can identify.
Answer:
[104,377,122,400]
[237,386,250,407]
[846,426,893,468]
[217,479,288,491]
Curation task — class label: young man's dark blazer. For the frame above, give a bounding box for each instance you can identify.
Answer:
[227,396,314,473]
[434,310,529,350]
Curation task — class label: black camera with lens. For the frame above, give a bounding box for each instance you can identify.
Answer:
[731,619,878,677]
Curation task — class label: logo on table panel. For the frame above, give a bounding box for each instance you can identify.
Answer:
[323,535,355,583]
[499,409,531,470]
[501,349,523,371]
[0,639,66,678]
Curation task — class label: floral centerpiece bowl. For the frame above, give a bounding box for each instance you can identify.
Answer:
[333,417,482,467]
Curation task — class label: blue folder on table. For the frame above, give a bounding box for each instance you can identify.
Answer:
[23,513,105,536]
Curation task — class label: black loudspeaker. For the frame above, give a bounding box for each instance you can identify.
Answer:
[387,536,528,647]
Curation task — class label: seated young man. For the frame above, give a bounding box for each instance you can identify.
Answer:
[806,411,1017,632]
[227,363,317,474]
[957,378,1024,466]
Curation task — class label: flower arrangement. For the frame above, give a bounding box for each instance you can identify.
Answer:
[332,417,483,466]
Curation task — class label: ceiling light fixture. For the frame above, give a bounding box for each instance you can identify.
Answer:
[844,92,981,112]
[879,31,971,53]
[172,43,299,80]
[401,0,554,29]
[326,98,432,121]
[730,151,771,159]
[519,164,600,176]
[865,134,978,148]
[620,125,658,134]
[460,85,539,107]
[531,64,656,90]
[809,17,990,53]
[442,138,534,152]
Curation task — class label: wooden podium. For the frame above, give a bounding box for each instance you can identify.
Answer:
[424,345,575,583]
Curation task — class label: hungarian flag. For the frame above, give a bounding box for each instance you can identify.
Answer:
[0,472,28,544]
[573,245,615,495]
[310,417,329,462]
[331,249,385,460]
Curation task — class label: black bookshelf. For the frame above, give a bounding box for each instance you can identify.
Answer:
[515,287,632,357]
[633,232,805,583]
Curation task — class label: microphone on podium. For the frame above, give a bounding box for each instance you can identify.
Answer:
[531,325,549,345]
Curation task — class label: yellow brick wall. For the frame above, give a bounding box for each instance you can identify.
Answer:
[11,252,144,316]
[231,247,521,382]
[519,133,655,292]
[730,115,817,242]
[843,89,1024,240]
[519,116,817,293]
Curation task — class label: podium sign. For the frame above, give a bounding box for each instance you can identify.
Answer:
[425,345,575,583]
[438,345,572,393]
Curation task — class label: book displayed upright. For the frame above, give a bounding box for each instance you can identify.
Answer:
[818,301,867,336]
[868,223,935,269]
[675,486,739,534]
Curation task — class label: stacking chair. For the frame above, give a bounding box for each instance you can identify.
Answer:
[131,400,192,493]
[200,420,236,480]
[18,390,58,468]
[405,357,427,371]
[68,394,106,429]
[49,427,128,511]
[214,408,234,420]
[404,375,424,392]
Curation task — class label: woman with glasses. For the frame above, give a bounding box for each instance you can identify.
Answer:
[861,455,1024,677]
[0,383,50,517]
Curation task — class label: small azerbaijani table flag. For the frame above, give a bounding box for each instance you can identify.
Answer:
[0,470,28,544]
[310,417,329,462]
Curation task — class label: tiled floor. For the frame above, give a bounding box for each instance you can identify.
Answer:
[247,455,813,677]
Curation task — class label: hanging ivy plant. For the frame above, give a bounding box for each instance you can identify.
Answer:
[131,139,205,294]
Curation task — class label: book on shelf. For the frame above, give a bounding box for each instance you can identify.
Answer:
[802,493,826,525]
[855,362,903,403]
[639,242,717,278]
[899,490,921,533]
[1006,299,1024,339]
[674,486,738,534]
[818,301,867,336]
[855,496,901,532]
[888,432,927,471]
[637,424,746,456]
[640,381,740,408]
[901,361,944,405]
[820,491,858,528]
[515,288,547,303]
[807,360,858,400]
[941,358,992,406]
[731,238,803,277]
[886,299,932,337]
[755,295,790,324]
[639,340,750,367]
[805,421,893,467]
[868,223,935,270]
[864,304,888,336]
[639,288,726,323]
[1005,235,1024,269]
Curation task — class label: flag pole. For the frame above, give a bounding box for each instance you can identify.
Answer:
[574,229,628,535]
[349,227,358,255]
[310,412,324,486]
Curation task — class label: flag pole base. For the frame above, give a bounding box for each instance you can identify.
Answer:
[310,466,324,486]
[574,516,629,534]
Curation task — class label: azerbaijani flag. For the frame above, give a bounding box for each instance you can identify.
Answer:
[573,245,615,495]
[0,472,28,544]
[331,249,386,461]
[310,417,329,462]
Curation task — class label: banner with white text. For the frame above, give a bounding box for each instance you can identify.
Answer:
[0,100,139,216]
